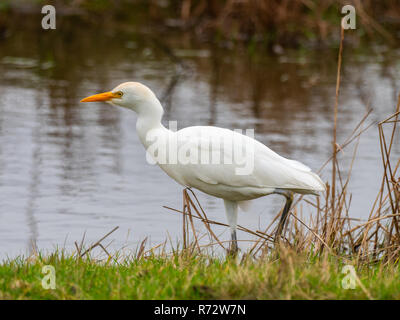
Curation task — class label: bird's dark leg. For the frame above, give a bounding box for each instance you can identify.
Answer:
[274,191,294,242]
[228,229,238,255]
[224,199,239,255]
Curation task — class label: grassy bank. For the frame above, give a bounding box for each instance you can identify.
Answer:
[1,250,400,300]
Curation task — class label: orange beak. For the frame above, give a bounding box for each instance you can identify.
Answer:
[80,91,117,103]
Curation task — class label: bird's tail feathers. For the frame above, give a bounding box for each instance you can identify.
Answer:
[295,171,326,194]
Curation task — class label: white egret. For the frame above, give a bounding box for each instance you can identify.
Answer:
[81,82,325,252]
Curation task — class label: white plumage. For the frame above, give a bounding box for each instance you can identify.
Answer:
[151,126,324,199]
[81,82,326,252]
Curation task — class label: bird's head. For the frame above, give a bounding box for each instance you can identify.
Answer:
[80,82,159,113]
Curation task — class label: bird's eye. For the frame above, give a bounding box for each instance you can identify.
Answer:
[115,91,123,97]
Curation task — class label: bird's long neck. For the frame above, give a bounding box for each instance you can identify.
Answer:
[135,97,169,149]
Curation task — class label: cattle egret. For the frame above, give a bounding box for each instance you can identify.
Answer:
[81,82,325,253]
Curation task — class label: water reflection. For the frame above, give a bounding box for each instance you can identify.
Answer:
[0,15,399,258]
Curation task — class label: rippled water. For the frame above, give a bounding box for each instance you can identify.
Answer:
[0,17,399,258]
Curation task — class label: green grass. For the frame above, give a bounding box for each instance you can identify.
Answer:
[1,250,399,300]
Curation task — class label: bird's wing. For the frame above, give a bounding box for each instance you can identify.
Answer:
[176,126,325,193]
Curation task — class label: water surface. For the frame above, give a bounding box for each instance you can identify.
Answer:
[0,17,399,258]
